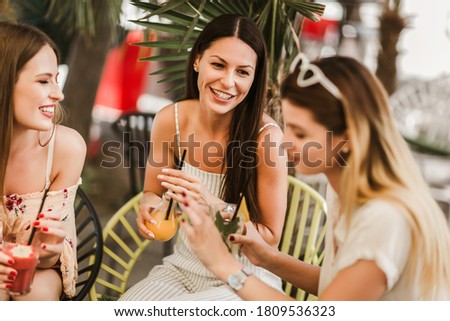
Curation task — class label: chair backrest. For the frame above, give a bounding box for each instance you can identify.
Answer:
[280,175,327,301]
[113,112,157,196]
[89,192,151,300]
[61,188,103,300]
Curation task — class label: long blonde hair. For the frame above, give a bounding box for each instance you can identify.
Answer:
[281,55,450,299]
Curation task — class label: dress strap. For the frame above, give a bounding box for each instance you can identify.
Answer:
[174,102,181,158]
[44,126,57,190]
[258,122,280,134]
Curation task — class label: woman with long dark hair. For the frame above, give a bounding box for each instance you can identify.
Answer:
[121,14,287,300]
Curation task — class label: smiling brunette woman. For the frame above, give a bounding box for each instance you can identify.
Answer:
[120,14,288,301]
[0,21,86,300]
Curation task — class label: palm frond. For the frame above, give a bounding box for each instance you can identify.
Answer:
[130,0,326,102]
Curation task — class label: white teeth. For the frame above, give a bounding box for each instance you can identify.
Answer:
[212,89,232,99]
[39,106,55,113]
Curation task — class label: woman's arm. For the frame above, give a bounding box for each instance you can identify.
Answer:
[253,124,288,247]
[179,196,293,300]
[181,194,386,300]
[232,222,321,295]
[138,105,177,239]
[320,260,386,300]
[38,125,86,268]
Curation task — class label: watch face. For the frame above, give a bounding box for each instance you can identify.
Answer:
[228,274,242,289]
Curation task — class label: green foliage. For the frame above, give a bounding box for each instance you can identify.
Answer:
[131,0,325,98]
[14,0,121,38]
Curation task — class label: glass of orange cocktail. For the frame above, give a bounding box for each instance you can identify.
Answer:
[145,193,179,242]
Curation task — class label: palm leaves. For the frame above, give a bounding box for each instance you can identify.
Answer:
[131,0,325,110]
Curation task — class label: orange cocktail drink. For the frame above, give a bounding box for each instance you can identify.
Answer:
[145,208,179,242]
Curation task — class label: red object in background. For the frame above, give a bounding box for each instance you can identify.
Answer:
[301,18,339,42]
[94,30,154,114]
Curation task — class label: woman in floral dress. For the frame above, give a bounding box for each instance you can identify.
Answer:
[0,21,86,300]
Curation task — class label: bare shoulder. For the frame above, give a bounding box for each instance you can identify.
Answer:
[54,125,86,158]
[152,100,196,139]
[151,102,178,139]
[51,125,86,187]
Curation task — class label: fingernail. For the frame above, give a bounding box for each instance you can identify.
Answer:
[42,227,49,232]
[148,231,154,238]
[8,275,15,281]
[229,236,235,241]
[25,224,31,231]
[162,168,169,173]
[184,202,189,207]
[157,175,164,179]
[181,191,186,197]
[33,221,40,226]
[181,219,185,223]
[161,182,168,187]
[6,284,13,289]
[41,244,47,250]
[38,213,45,218]
[9,270,17,276]
[8,259,14,265]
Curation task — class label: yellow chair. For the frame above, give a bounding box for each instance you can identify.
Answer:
[89,192,150,300]
[280,175,327,301]
[90,176,327,301]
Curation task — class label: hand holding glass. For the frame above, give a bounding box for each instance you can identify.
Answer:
[209,203,246,257]
[145,193,179,241]
[2,232,40,296]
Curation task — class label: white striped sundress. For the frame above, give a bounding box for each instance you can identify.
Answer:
[119,103,282,300]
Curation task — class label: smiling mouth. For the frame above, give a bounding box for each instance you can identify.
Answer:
[211,88,234,100]
[39,106,55,116]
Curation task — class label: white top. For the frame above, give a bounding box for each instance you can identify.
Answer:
[164,103,281,287]
[319,187,448,300]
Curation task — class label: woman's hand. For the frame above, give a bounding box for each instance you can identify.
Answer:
[136,193,161,240]
[158,168,220,211]
[33,211,66,268]
[229,222,278,269]
[0,250,16,292]
[180,195,238,275]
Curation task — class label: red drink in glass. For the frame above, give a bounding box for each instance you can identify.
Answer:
[3,244,39,296]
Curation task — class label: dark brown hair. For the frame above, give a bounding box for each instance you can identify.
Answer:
[185,14,268,222]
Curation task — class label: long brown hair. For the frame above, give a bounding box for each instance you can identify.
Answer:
[281,55,450,299]
[0,21,61,201]
[185,14,268,222]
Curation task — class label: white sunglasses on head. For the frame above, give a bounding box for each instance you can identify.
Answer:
[289,53,341,100]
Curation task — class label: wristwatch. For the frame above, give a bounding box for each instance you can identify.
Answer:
[227,268,252,292]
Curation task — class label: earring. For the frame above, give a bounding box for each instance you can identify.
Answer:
[38,125,56,147]
[193,65,199,72]
[342,146,350,153]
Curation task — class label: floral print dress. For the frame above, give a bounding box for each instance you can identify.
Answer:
[0,128,80,298]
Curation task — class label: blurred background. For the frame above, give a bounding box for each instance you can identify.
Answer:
[1,0,449,230]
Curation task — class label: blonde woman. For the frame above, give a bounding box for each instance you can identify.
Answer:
[180,54,450,300]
